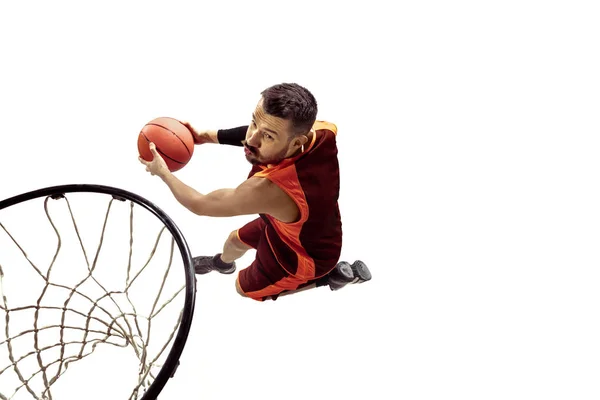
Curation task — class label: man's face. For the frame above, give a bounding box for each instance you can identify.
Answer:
[243,100,296,166]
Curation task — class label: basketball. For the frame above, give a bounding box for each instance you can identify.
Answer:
[138,117,195,172]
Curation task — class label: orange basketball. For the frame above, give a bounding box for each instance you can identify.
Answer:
[138,117,195,172]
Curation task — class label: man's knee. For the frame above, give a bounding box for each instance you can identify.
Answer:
[226,230,251,251]
[235,278,248,297]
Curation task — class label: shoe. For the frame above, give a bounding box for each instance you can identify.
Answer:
[193,253,236,275]
[327,260,371,291]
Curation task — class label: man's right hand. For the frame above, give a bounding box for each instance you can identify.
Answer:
[180,121,219,145]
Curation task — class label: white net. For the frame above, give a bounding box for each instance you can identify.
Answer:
[0,188,191,400]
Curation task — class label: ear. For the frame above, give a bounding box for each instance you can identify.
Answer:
[292,134,309,148]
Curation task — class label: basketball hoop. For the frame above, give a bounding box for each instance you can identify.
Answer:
[0,184,196,400]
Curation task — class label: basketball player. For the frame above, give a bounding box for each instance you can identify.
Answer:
[139,83,371,301]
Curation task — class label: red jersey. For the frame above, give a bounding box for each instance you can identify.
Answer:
[247,121,343,281]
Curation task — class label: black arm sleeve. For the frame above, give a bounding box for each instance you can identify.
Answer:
[217,126,248,146]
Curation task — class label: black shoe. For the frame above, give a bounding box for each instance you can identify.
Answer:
[193,253,236,275]
[328,260,371,291]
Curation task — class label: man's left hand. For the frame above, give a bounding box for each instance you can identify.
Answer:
[139,142,170,178]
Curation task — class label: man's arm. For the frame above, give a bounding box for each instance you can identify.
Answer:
[196,126,248,146]
[139,142,297,220]
[160,173,298,221]
[217,126,248,146]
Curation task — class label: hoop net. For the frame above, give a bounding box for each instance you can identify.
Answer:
[0,187,193,400]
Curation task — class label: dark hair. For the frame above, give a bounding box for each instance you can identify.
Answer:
[260,83,318,136]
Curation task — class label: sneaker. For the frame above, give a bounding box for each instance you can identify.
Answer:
[327,260,371,291]
[350,260,372,283]
[193,253,236,275]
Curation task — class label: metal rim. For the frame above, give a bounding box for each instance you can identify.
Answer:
[0,184,196,400]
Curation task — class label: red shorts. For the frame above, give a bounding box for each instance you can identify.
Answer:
[236,217,315,301]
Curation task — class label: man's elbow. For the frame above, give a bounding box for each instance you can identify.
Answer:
[183,194,207,216]
[186,200,237,217]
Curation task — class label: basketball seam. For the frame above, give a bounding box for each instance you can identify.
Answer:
[141,132,186,165]
[145,121,193,157]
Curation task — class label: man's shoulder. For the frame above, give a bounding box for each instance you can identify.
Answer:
[313,120,337,136]
[242,176,298,222]
[243,176,282,198]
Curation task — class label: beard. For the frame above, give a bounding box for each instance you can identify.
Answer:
[244,145,289,166]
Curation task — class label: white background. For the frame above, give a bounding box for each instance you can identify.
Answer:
[1,1,599,399]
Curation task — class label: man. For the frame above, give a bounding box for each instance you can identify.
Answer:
[139,83,371,301]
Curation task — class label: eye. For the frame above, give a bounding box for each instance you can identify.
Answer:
[263,133,273,140]
[251,120,256,127]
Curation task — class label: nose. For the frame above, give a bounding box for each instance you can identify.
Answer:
[247,129,260,147]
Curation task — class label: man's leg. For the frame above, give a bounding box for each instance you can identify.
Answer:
[220,230,252,263]
[193,230,253,274]
[264,260,372,300]
[268,282,319,300]
[194,218,264,275]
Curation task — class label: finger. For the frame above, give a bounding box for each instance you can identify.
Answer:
[138,156,147,165]
[180,121,196,132]
[149,142,158,154]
